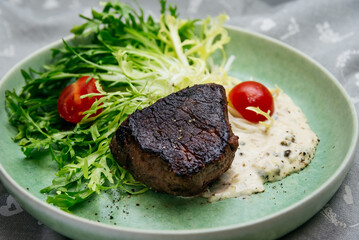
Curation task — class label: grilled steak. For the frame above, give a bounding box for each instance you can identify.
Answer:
[110,84,239,196]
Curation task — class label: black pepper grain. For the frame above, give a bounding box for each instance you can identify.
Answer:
[284,150,291,157]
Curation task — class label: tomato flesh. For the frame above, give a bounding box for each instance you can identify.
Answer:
[228,81,274,123]
[57,76,103,123]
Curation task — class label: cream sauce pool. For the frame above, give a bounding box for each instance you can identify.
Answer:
[203,91,319,202]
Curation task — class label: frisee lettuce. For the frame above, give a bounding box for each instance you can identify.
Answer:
[245,107,274,131]
[5,0,234,211]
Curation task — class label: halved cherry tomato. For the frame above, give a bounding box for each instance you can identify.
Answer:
[228,81,274,123]
[57,76,103,123]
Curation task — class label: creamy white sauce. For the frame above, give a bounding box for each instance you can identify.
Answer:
[203,91,319,202]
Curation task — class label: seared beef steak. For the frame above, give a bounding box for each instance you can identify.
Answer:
[110,84,239,196]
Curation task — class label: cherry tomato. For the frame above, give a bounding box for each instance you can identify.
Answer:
[228,81,274,123]
[57,76,103,123]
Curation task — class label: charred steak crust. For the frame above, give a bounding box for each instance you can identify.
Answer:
[110,84,239,196]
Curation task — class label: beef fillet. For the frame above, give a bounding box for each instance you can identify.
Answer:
[110,84,239,196]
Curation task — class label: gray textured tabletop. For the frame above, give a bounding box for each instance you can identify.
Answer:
[1,0,359,239]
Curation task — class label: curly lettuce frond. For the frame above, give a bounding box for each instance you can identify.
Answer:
[246,107,274,131]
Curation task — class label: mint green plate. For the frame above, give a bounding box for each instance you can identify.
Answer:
[0,26,358,240]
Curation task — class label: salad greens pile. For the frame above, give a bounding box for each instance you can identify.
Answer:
[5,0,234,211]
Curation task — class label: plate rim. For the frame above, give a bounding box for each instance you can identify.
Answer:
[0,24,358,238]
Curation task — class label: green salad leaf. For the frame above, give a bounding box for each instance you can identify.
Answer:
[5,0,234,211]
